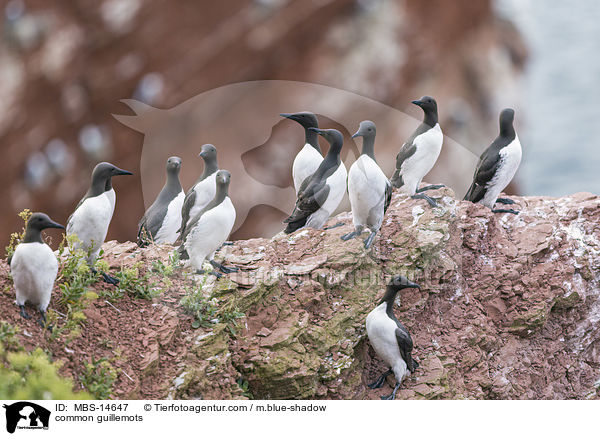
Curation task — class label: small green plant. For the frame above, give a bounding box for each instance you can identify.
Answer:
[58,234,99,305]
[5,209,32,259]
[180,283,244,333]
[47,234,101,341]
[115,263,162,300]
[180,288,219,329]
[237,377,254,399]
[78,356,118,399]
[220,306,245,335]
[0,322,21,352]
[0,345,90,399]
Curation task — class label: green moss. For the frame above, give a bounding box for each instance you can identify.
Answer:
[552,291,581,311]
[508,303,550,336]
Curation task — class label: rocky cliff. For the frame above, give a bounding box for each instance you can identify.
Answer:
[1,188,599,400]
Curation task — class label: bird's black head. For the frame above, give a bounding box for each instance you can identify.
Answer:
[308,127,343,154]
[499,108,515,137]
[91,162,133,192]
[280,112,319,129]
[352,120,376,139]
[23,212,64,243]
[412,95,437,113]
[412,96,438,126]
[166,156,182,174]
[378,275,420,307]
[198,143,217,161]
[26,212,65,232]
[389,275,421,291]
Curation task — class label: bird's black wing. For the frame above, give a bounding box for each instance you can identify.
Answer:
[390,142,416,188]
[283,180,329,233]
[177,188,197,238]
[7,253,13,268]
[395,327,417,373]
[383,180,392,214]
[464,147,502,203]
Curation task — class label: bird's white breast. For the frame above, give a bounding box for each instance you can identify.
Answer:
[306,162,347,229]
[293,144,323,194]
[188,172,217,223]
[11,242,58,310]
[67,189,116,261]
[185,197,236,269]
[482,136,522,207]
[348,155,388,228]
[366,304,403,368]
[399,124,443,194]
[154,190,185,244]
[321,162,347,214]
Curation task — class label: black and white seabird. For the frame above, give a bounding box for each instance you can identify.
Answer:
[177,144,219,239]
[178,170,238,277]
[280,112,323,194]
[390,96,444,207]
[366,275,420,400]
[67,162,132,284]
[9,213,64,328]
[137,156,184,246]
[342,121,391,249]
[464,108,522,214]
[283,128,347,233]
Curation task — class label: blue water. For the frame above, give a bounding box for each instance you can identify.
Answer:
[496,0,600,197]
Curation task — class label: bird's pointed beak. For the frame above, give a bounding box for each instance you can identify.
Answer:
[280,113,292,119]
[351,131,360,139]
[48,219,65,230]
[116,168,133,176]
[198,151,207,158]
[406,279,421,289]
[411,99,422,106]
[308,127,322,135]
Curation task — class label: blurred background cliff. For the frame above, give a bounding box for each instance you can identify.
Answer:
[0,0,593,248]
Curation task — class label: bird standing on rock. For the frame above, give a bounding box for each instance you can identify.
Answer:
[178,170,238,277]
[284,128,347,233]
[137,156,184,246]
[464,108,522,214]
[390,96,444,207]
[67,162,133,285]
[9,213,64,328]
[343,120,391,249]
[366,275,420,400]
[178,144,219,239]
[280,112,323,194]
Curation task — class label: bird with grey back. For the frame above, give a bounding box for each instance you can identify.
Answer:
[280,112,323,194]
[137,156,184,246]
[284,128,347,233]
[366,275,420,400]
[177,170,238,278]
[177,144,219,240]
[464,108,522,214]
[9,213,64,328]
[390,96,444,207]
[343,120,391,249]
[66,162,132,285]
